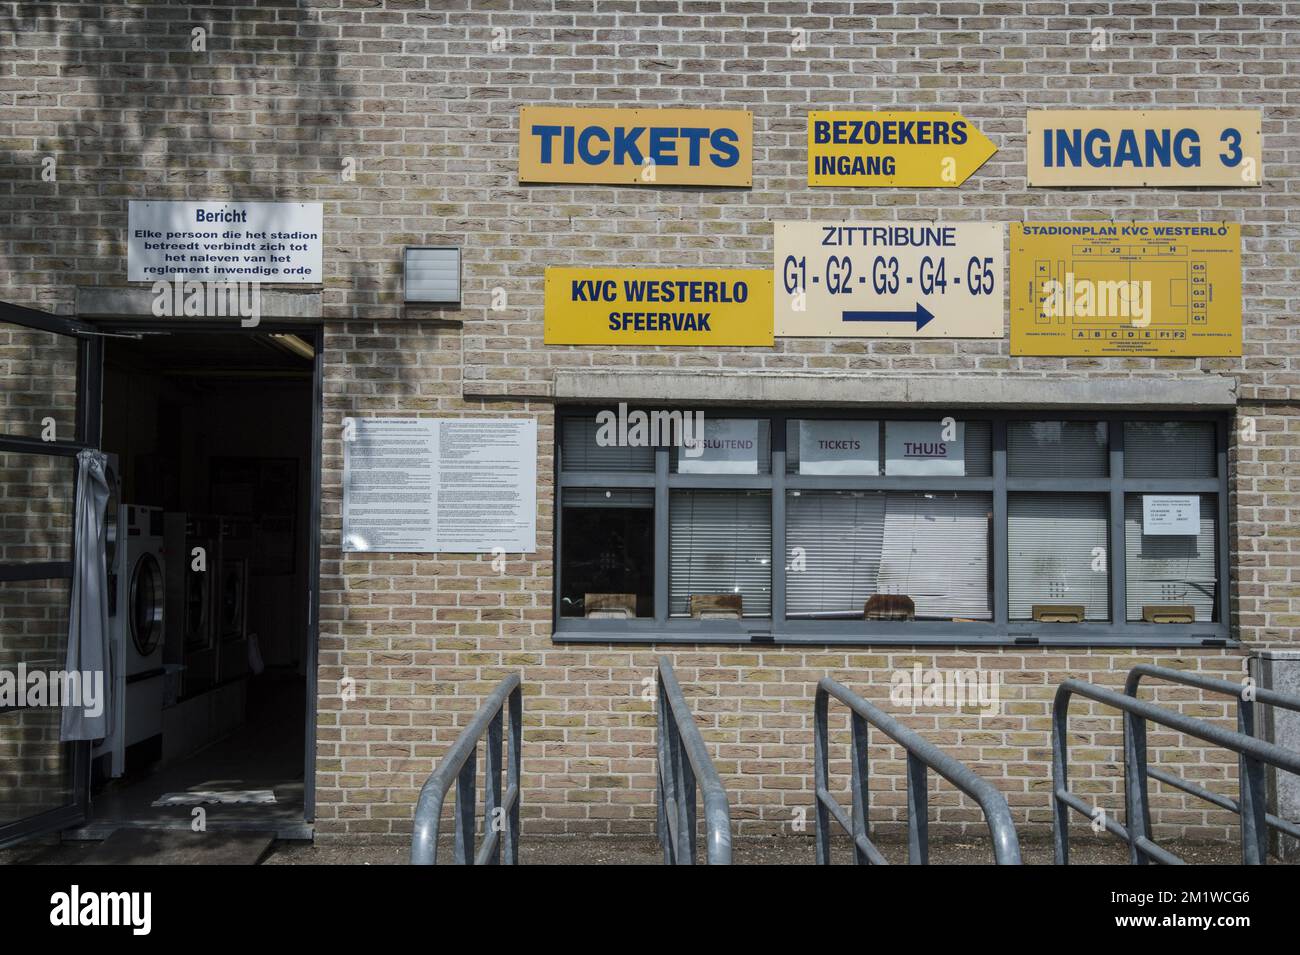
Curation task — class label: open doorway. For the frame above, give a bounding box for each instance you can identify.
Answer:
[76,328,318,839]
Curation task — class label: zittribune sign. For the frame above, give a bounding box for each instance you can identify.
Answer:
[519,107,752,187]
[806,111,997,188]
[543,267,773,346]
[773,221,1003,338]
[1009,222,1242,357]
[1027,110,1262,187]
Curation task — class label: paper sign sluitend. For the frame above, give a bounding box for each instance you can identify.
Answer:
[678,418,759,475]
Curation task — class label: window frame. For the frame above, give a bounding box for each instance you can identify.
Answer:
[554,406,1232,648]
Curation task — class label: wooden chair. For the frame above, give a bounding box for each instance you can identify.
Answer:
[864,594,915,621]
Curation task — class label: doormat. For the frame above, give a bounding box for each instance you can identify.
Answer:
[151,789,278,807]
[82,829,275,865]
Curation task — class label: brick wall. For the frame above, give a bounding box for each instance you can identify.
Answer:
[0,2,1296,847]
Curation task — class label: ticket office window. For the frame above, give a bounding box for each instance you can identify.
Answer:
[555,410,1229,646]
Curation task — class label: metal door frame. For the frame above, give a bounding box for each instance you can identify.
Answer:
[86,317,324,828]
[0,301,101,848]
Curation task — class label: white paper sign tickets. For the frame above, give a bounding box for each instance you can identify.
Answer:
[127,200,323,283]
[677,418,759,474]
[885,421,965,476]
[1142,495,1200,536]
[342,417,537,554]
[799,420,880,475]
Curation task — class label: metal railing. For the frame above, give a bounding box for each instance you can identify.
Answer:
[814,677,1022,864]
[1052,677,1300,865]
[1124,664,1300,864]
[655,657,732,864]
[410,673,522,865]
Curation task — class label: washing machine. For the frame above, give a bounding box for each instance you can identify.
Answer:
[99,504,167,775]
[166,512,218,696]
[215,516,251,682]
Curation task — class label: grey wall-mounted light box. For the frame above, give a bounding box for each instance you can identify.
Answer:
[404,246,461,304]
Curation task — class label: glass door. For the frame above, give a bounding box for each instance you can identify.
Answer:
[0,300,101,848]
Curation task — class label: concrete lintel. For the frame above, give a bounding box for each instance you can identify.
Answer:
[552,371,1238,410]
[76,285,322,320]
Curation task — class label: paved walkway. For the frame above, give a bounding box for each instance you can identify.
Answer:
[2,834,1251,865]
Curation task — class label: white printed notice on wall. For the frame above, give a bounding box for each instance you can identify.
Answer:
[884,421,965,476]
[1142,495,1200,536]
[342,417,537,554]
[127,200,323,283]
[798,420,880,475]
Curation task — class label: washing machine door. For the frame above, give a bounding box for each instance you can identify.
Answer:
[219,560,246,640]
[183,559,211,650]
[103,459,120,577]
[129,550,164,660]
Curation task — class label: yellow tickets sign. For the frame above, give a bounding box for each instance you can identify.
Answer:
[806,111,997,188]
[1009,222,1242,357]
[1027,110,1262,187]
[519,107,752,187]
[544,267,773,346]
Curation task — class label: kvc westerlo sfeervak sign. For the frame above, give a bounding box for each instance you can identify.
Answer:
[1027,110,1262,187]
[127,200,323,282]
[774,221,1003,338]
[544,267,773,346]
[519,107,752,187]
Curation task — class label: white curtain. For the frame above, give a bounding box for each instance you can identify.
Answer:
[60,449,113,741]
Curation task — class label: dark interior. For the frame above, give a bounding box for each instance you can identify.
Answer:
[92,330,313,831]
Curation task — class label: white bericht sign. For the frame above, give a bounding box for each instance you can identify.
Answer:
[343,417,537,553]
[798,420,879,475]
[1142,495,1200,536]
[885,421,965,476]
[128,200,323,283]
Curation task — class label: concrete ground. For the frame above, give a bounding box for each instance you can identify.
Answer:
[1,833,1254,865]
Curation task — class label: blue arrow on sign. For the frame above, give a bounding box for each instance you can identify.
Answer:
[841,303,935,331]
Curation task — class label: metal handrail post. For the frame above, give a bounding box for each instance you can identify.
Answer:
[815,677,1022,865]
[1053,677,1300,865]
[813,686,832,865]
[654,657,733,865]
[1124,664,1300,864]
[1124,710,1151,866]
[410,673,522,865]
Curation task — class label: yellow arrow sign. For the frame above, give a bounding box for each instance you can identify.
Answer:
[807,111,997,188]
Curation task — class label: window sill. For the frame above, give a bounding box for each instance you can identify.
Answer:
[552,620,1236,649]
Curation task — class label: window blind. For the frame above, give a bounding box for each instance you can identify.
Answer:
[788,420,991,476]
[1125,495,1217,622]
[669,490,771,616]
[1008,494,1109,620]
[963,420,992,477]
[1008,421,1108,478]
[562,488,653,509]
[875,493,991,620]
[785,491,886,618]
[1124,422,1216,478]
[561,415,654,472]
